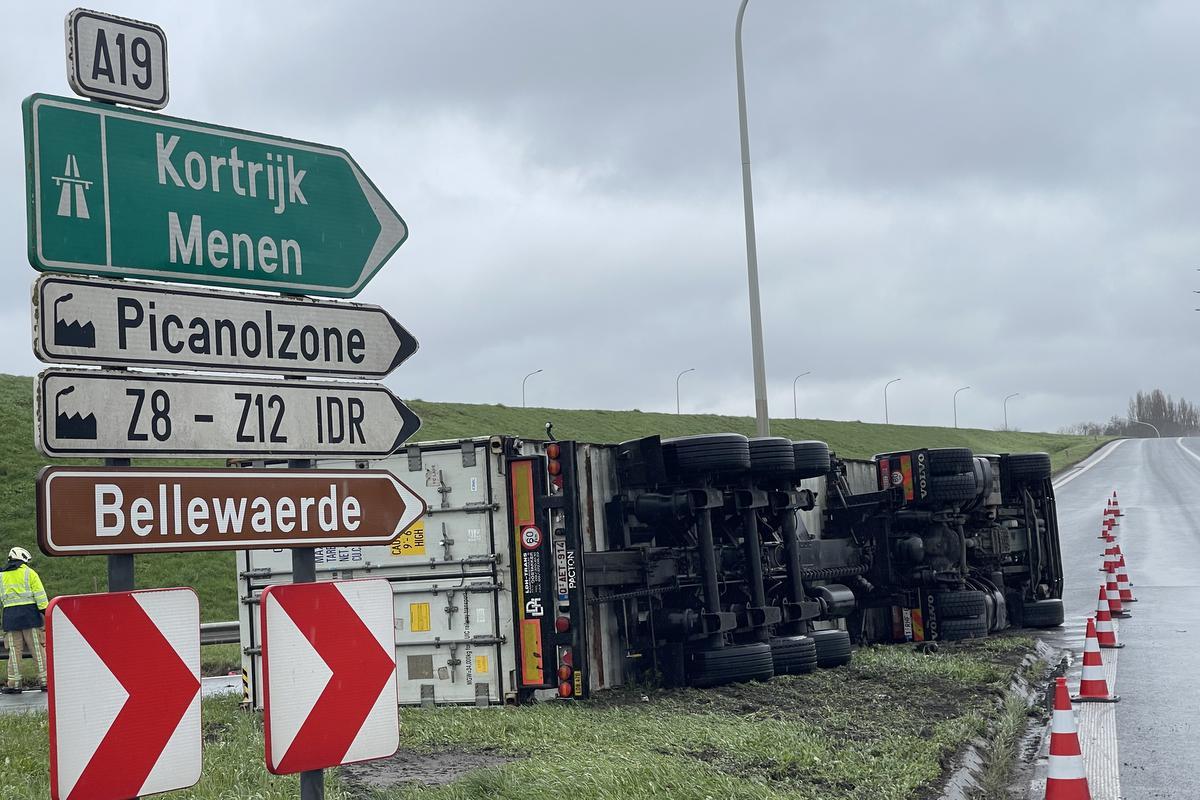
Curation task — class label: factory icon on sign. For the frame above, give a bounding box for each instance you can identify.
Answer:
[52,292,96,349]
[53,385,97,441]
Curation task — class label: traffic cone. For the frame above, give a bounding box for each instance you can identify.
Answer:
[1099,544,1116,573]
[1115,560,1136,603]
[1112,490,1122,516]
[1046,676,1092,800]
[1071,618,1119,703]
[1105,565,1129,618]
[1098,524,1114,542]
[1094,596,1123,649]
[1112,545,1126,570]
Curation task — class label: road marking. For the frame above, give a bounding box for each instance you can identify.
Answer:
[1053,439,1126,490]
[1174,437,1200,466]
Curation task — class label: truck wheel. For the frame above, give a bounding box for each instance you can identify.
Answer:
[810,629,853,668]
[972,457,994,495]
[938,615,988,641]
[685,642,775,688]
[663,434,752,474]
[934,590,987,620]
[928,474,978,503]
[1020,599,1065,628]
[792,441,831,479]
[1005,453,1052,483]
[748,437,796,474]
[927,447,974,476]
[769,635,818,675]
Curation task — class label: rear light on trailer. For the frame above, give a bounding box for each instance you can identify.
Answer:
[560,649,573,667]
[546,444,563,491]
[558,681,573,698]
[558,665,572,682]
[546,443,561,459]
[555,616,570,633]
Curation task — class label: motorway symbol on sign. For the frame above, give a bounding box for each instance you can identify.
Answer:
[65,9,169,109]
[261,579,399,774]
[36,466,427,555]
[36,368,421,459]
[33,274,419,378]
[47,588,200,800]
[23,93,407,298]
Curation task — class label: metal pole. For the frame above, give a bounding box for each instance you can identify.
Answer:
[792,371,810,419]
[521,369,542,409]
[1129,419,1161,437]
[1003,393,1019,431]
[288,458,323,800]
[953,386,970,429]
[735,0,771,437]
[884,378,901,424]
[675,368,696,415]
[105,458,134,592]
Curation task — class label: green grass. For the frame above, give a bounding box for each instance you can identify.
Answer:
[0,637,1035,800]
[0,373,1108,624]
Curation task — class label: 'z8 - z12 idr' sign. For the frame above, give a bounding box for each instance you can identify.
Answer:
[36,369,421,459]
[23,93,407,298]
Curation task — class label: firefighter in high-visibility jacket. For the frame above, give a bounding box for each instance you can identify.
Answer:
[1,547,48,692]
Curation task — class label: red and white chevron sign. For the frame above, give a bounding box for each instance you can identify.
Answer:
[261,578,398,774]
[47,588,201,800]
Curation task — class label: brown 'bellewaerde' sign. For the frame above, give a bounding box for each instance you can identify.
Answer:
[36,466,427,556]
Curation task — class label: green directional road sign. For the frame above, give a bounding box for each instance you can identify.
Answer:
[23,93,407,298]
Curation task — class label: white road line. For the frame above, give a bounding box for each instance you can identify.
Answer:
[1053,439,1126,490]
[1175,437,1200,465]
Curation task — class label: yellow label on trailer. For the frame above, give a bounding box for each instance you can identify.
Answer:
[390,520,426,556]
[475,655,489,674]
[409,602,431,632]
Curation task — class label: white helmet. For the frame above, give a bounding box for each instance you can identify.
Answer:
[8,547,31,563]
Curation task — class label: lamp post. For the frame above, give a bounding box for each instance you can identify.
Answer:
[1003,393,1020,431]
[522,369,543,409]
[1129,419,1161,438]
[676,368,696,415]
[735,0,770,436]
[792,371,811,419]
[884,378,901,424]
[953,386,970,429]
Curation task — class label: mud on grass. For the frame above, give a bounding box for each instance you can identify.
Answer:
[361,634,1035,800]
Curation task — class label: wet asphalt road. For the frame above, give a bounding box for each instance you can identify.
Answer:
[1053,437,1200,800]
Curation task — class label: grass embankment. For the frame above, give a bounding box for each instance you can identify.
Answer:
[0,636,1035,800]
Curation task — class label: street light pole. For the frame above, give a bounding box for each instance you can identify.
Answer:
[522,369,543,409]
[883,378,901,424]
[735,0,770,437]
[676,368,696,415]
[953,386,970,429]
[1129,419,1161,438]
[1003,393,1020,431]
[792,371,811,419]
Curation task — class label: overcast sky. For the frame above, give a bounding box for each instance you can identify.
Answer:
[4,1,1198,433]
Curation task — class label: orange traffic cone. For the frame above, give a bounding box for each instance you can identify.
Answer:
[1105,564,1129,618]
[1071,618,1119,703]
[1046,676,1092,800]
[1094,594,1123,649]
[1115,560,1136,603]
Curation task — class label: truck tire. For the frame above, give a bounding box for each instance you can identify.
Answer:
[748,437,796,473]
[685,642,775,688]
[934,590,987,620]
[810,629,853,668]
[972,457,993,495]
[927,447,974,476]
[928,474,978,504]
[1005,453,1052,483]
[769,635,818,675]
[663,434,752,474]
[938,615,988,641]
[792,441,831,479]
[1020,599,1065,628]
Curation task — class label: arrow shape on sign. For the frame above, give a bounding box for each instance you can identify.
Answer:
[268,583,397,774]
[56,593,200,799]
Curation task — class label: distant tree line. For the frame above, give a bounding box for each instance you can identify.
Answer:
[1061,389,1200,437]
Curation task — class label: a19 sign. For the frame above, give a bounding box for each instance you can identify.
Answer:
[66,8,169,110]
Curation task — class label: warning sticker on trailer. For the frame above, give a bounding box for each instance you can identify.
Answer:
[475,655,489,675]
[409,602,431,632]
[390,520,426,556]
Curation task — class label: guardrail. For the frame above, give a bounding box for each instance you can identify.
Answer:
[1,620,239,659]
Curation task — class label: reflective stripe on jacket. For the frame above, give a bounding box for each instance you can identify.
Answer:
[1,564,48,611]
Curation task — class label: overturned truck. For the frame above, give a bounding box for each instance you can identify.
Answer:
[237,433,1064,707]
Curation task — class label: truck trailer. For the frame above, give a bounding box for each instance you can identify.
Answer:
[236,432,1064,708]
